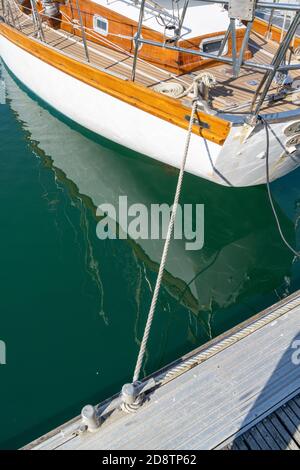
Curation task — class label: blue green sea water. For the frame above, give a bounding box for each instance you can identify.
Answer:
[0,63,300,449]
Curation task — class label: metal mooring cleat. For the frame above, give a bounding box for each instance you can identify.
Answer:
[81,404,100,432]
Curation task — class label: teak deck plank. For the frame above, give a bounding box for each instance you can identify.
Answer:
[6,3,299,117]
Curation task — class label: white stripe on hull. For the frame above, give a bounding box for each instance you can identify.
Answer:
[1,34,300,187]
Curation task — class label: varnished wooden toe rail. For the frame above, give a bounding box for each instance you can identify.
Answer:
[0,22,230,145]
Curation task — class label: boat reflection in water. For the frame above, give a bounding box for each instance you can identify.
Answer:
[4,64,299,350]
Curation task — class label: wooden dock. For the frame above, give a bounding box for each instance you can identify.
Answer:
[25,290,300,450]
[225,394,300,450]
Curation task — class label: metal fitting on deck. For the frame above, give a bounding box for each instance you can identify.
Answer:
[41,0,59,17]
[245,114,260,128]
[81,404,100,432]
[121,383,138,405]
[121,383,144,413]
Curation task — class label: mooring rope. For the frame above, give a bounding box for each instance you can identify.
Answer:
[176,72,217,99]
[132,92,199,384]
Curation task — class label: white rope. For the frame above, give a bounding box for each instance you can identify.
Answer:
[177,71,217,99]
[132,93,199,384]
[152,81,186,98]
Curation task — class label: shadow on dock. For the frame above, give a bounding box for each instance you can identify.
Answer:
[230,333,300,450]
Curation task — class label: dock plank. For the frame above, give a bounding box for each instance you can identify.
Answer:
[255,422,281,450]
[232,438,248,451]
[232,397,300,450]
[289,399,300,420]
[269,414,299,451]
[278,405,300,445]
[242,432,261,450]
[248,427,270,450]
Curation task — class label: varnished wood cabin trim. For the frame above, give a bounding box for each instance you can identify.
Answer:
[36,0,180,71]
[253,17,300,48]
[35,0,250,73]
[178,28,252,73]
[0,23,230,144]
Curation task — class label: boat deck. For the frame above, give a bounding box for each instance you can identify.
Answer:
[5,3,300,116]
[24,290,300,450]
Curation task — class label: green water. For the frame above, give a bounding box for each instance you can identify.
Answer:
[0,64,300,449]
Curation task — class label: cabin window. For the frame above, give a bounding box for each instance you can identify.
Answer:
[200,36,227,56]
[93,15,109,36]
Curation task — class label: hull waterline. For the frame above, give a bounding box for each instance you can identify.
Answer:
[0,22,300,187]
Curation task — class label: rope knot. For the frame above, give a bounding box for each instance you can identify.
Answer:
[194,72,217,89]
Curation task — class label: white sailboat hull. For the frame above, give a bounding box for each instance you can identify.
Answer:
[1,33,300,187]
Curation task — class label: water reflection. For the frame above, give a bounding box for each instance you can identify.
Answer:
[1,63,300,448]
[4,64,300,331]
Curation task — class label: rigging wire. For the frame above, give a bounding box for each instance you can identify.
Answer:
[259,115,300,259]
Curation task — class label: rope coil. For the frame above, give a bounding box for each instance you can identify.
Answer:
[152,82,186,98]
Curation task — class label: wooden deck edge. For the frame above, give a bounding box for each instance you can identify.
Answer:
[0,22,230,145]
[253,17,300,48]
